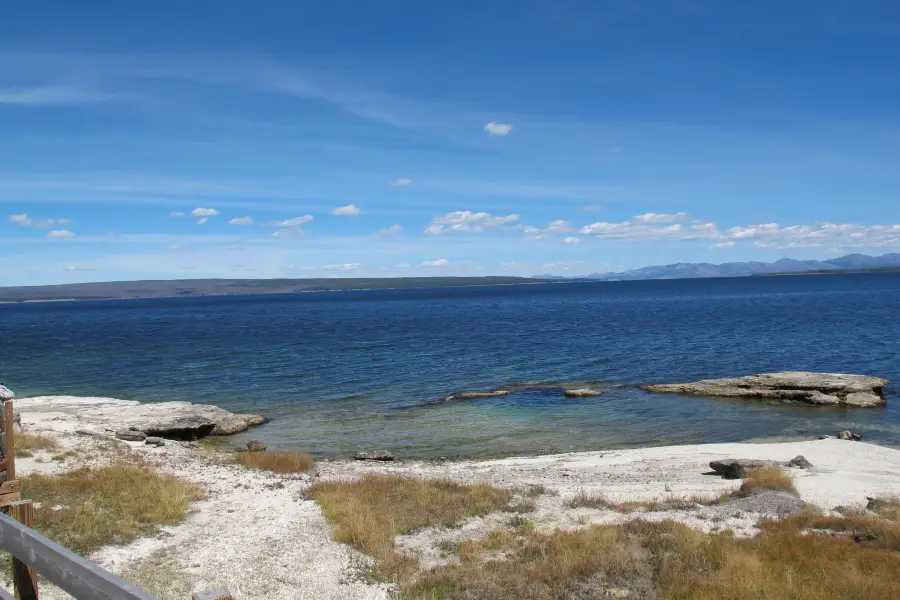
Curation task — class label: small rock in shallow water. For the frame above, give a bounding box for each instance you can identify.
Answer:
[145,437,166,447]
[839,430,863,441]
[451,390,510,400]
[247,440,267,452]
[354,451,394,461]
[564,388,603,398]
[115,429,147,442]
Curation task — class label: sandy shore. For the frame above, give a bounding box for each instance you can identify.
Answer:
[9,406,900,599]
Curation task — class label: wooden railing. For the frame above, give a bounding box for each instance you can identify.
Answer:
[0,399,232,600]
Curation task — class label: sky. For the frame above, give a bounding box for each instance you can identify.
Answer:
[2,1,900,286]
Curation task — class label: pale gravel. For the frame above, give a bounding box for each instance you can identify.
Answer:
[9,404,900,599]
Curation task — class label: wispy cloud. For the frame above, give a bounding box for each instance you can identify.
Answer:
[46,229,74,238]
[332,203,360,216]
[633,212,690,224]
[563,237,582,245]
[484,122,513,136]
[168,211,186,217]
[0,85,105,105]
[228,216,254,225]
[712,241,736,248]
[373,224,403,237]
[196,218,209,225]
[391,178,413,187]
[321,263,361,271]
[270,215,314,227]
[425,211,520,234]
[8,213,71,228]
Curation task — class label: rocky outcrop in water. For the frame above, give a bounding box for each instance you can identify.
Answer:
[564,388,603,398]
[17,396,265,440]
[447,390,511,400]
[644,372,889,407]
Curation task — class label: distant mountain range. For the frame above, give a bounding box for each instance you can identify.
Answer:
[583,253,900,281]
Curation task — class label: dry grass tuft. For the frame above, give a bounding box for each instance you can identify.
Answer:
[233,450,314,473]
[306,475,515,581]
[736,467,797,497]
[14,433,59,458]
[408,517,900,600]
[21,464,204,555]
[567,490,730,513]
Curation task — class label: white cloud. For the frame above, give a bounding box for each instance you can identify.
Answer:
[169,211,186,218]
[332,204,360,216]
[191,208,220,217]
[373,224,403,237]
[196,218,208,225]
[712,241,736,248]
[396,263,411,269]
[46,229,74,238]
[422,258,450,267]
[391,178,413,187]
[229,216,254,225]
[633,212,690,223]
[425,211,520,234]
[167,245,182,251]
[563,237,583,245]
[271,215,314,227]
[8,214,72,228]
[484,122,513,136]
[579,219,691,240]
[321,263,361,271]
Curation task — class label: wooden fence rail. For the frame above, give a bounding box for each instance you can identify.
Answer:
[0,397,231,600]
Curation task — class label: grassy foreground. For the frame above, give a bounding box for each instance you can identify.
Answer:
[233,450,315,473]
[22,464,204,555]
[309,471,900,600]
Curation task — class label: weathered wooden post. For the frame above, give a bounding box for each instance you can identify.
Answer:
[0,387,21,508]
[9,501,38,600]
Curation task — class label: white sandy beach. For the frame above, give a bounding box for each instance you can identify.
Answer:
[8,401,900,599]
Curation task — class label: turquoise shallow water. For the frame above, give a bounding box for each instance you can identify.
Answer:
[2,274,899,458]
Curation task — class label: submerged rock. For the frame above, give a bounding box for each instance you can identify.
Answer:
[450,390,511,400]
[644,372,889,407]
[564,388,603,398]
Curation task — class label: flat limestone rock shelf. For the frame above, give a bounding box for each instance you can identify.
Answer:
[15,395,265,440]
[643,371,890,407]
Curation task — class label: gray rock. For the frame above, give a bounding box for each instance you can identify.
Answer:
[116,429,147,442]
[644,371,889,408]
[451,391,510,400]
[75,428,104,437]
[564,388,603,398]
[784,455,813,469]
[0,384,13,402]
[709,458,781,479]
[839,430,862,441]
[354,451,395,461]
[712,490,806,517]
[247,440,267,452]
[145,437,166,447]
[13,396,265,440]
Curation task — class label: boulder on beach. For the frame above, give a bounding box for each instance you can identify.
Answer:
[116,428,147,442]
[710,455,814,479]
[644,372,889,407]
[839,430,863,441]
[15,396,265,440]
[354,451,394,461]
[564,388,603,398]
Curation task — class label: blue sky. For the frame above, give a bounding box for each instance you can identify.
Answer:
[2,1,899,285]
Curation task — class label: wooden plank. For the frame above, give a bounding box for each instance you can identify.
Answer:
[192,589,233,600]
[0,511,158,600]
[0,482,20,495]
[3,403,14,482]
[0,494,22,510]
[9,502,38,600]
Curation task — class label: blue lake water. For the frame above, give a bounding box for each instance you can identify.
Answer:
[2,274,899,458]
